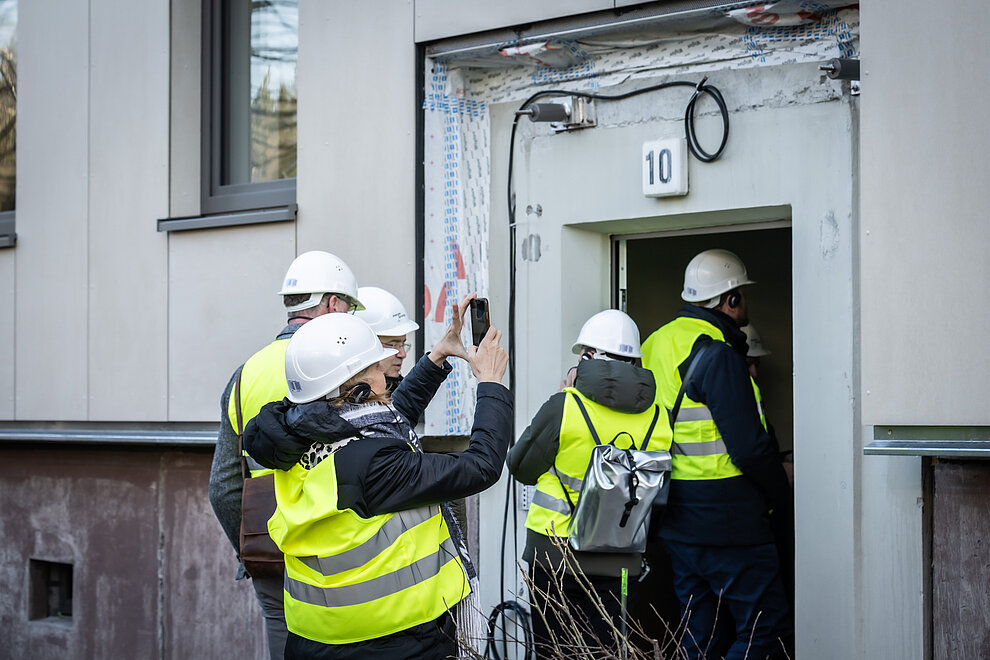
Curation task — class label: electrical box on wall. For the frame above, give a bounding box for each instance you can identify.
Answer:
[642,138,689,197]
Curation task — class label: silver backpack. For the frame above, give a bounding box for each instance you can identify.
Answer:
[560,393,671,554]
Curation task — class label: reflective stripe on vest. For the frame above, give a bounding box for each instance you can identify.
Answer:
[642,317,765,481]
[524,388,669,539]
[286,537,461,608]
[229,336,292,477]
[296,506,436,577]
[270,455,470,645]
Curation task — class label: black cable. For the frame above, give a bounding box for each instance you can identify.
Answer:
[485,472,534,659]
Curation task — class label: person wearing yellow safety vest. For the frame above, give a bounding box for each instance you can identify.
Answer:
[243,298,512,660]
[354,286,420,393]
[209,251,364,660]
[507,309,668,657]
[641,249,792,660]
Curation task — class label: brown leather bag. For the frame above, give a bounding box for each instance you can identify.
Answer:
[235,372,285,579]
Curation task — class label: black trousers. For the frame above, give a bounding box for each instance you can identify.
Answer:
[285,611,457,660]
[528,561,638,659]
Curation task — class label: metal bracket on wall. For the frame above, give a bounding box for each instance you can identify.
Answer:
[865,426,990,458]
[551,97,596,133]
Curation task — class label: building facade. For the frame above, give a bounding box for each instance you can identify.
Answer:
[0,1,987,658]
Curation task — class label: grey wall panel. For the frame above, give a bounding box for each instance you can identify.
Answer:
[87,0,170,420]
[14,0,90,420]
[167,224,295,422]
[415,0,611,42]
[0,251,12,418]
[169,0,202,219]
[860,1,990,425]
[296,0,419,344]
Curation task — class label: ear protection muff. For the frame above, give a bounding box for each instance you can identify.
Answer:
[346,382,373,404]
[727,290,741,309]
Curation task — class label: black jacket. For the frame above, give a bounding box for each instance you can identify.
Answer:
[654,304,792,546]
[244,354,513,517]
[508,359,658,576]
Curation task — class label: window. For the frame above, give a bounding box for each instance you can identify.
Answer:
[202,0,297,218]
[0,0,15,247]
[29,559,73,622]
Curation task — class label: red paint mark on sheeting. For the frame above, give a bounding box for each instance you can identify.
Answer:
[434,282,449,323]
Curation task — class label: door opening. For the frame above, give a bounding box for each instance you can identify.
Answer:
[616,222,794,638]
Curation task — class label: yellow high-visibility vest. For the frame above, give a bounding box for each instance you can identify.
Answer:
[525,388,668,538]
[228,336,290,477]
[269,453,471,645]
[641,317,765,481]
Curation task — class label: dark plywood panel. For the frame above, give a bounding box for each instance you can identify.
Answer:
[0,447,161,659]
[0,446,264,660]
[161,451,266,659]
[933,461,990,659]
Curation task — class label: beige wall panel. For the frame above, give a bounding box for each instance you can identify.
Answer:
[167,224,296,421]
[296,0,418,339]
[14,0,90,420]
[87,0,170,420]
[861,1,990,425]
[169,0,202,218]
[414,0,611,42]
[0,251,12,418]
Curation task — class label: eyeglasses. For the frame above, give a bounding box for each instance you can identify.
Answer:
[382,341,411,352]
[337,296,359,313]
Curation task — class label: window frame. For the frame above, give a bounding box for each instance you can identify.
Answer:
[0,212,13,247]
[0,0,15,247]
[199,0,296,217]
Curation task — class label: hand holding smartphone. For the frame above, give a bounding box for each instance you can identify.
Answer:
[470,298,491,347]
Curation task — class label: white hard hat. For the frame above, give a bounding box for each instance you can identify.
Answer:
[354,287,420,337]
[742,324,771,357]
[681,249,755,303]
[278,251,364,313]
[571,309,643,359]
[284,314,397,403]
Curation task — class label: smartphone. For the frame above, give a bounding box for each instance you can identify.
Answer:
[470,298,491,347]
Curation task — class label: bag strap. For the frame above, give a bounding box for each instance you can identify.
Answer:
[235,369,249,483]
[551,392,602,516]
[640,405,661,451]
[569,392,602,445]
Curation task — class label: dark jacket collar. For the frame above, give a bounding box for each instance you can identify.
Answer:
[276,322,304,341]
[676,303,748,356]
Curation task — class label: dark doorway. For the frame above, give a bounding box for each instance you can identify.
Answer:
[617,224,794,645]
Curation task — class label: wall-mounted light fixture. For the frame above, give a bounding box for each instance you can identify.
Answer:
[820,58,859,81]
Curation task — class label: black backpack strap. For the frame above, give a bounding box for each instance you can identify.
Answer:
[569,392,602,445]
[640,404,661,451]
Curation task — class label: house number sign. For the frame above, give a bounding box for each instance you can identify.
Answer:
[642,138,688,198]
